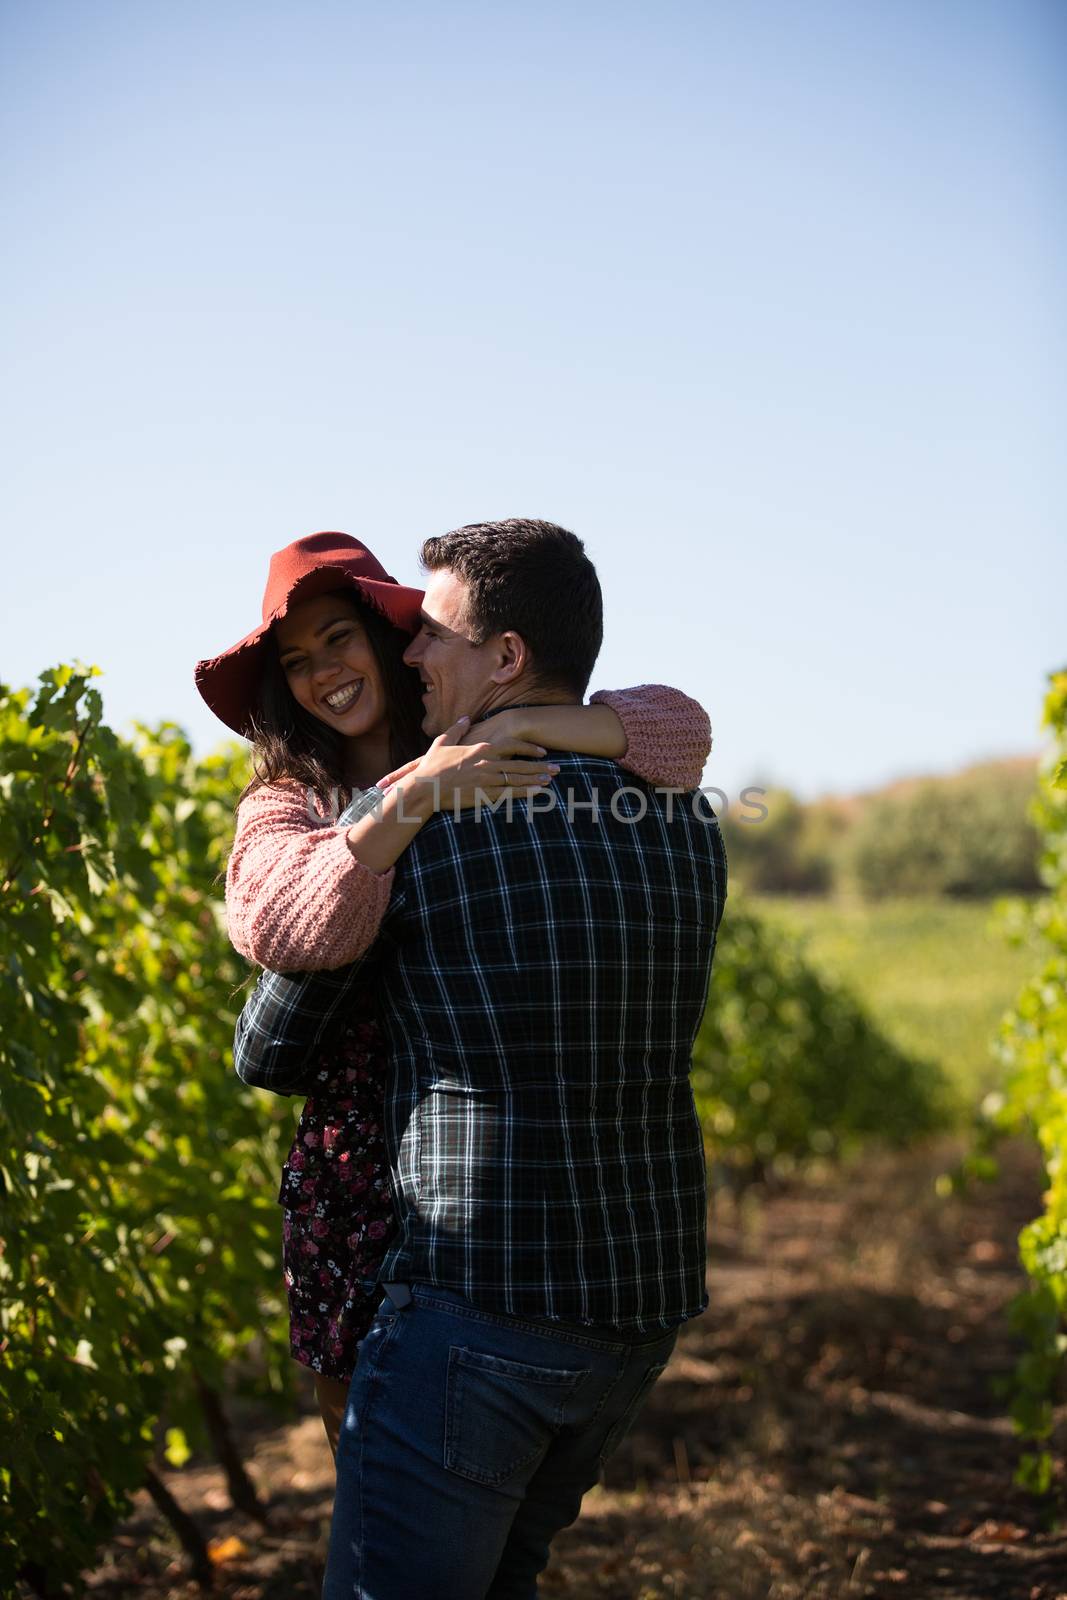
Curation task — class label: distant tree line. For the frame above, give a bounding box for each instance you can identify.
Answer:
[721,759,1042,899]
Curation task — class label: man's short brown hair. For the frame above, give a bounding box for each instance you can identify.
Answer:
[419,518,603,698]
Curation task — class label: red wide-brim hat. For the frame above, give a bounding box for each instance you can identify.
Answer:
[194,531,425,739]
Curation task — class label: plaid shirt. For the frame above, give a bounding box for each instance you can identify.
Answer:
[234,754,728,1331]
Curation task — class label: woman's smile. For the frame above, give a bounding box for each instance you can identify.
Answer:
[321,678,365,715]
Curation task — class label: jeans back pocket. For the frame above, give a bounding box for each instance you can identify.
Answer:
[598,1360,669,1465]
[445,1346,589,1488]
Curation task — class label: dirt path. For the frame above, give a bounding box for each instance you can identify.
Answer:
[86,1138,1066,1600]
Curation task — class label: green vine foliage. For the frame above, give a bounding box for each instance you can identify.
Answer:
[986,669,1067,1492]
[693,902,948,1177]
[0,666,296,1594]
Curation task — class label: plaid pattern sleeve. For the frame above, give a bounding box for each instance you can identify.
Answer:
[233,963,366,1095]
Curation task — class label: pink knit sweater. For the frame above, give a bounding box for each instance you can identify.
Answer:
[225,683,712,973]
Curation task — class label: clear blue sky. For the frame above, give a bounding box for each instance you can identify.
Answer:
[3,0,1063,802]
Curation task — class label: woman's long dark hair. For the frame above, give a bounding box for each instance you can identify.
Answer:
[237,587,428,810]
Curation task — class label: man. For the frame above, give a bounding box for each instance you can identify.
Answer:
[234,519,728,1599]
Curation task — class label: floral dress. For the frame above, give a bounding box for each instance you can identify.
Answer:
[277,978,396,1380]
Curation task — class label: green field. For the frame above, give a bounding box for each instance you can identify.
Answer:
[749,893,1040,1109]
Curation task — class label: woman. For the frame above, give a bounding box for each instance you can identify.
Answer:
[195,530,712,1455]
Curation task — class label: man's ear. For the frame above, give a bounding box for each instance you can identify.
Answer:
[488,630,529,685]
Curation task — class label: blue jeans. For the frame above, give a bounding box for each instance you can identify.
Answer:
[321,1284,679,1600]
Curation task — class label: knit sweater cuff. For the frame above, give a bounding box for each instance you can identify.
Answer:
[589,684,712,792]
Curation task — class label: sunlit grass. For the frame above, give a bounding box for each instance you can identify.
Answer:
[749,894,1040,1110]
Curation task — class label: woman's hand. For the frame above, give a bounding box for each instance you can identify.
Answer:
[346,720,556,877]
[382,717,559,811]
[375,757,423,791]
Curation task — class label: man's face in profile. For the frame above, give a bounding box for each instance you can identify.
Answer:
[404,569,497,737]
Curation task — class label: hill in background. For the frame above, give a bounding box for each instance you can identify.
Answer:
[722,754,1043,899]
